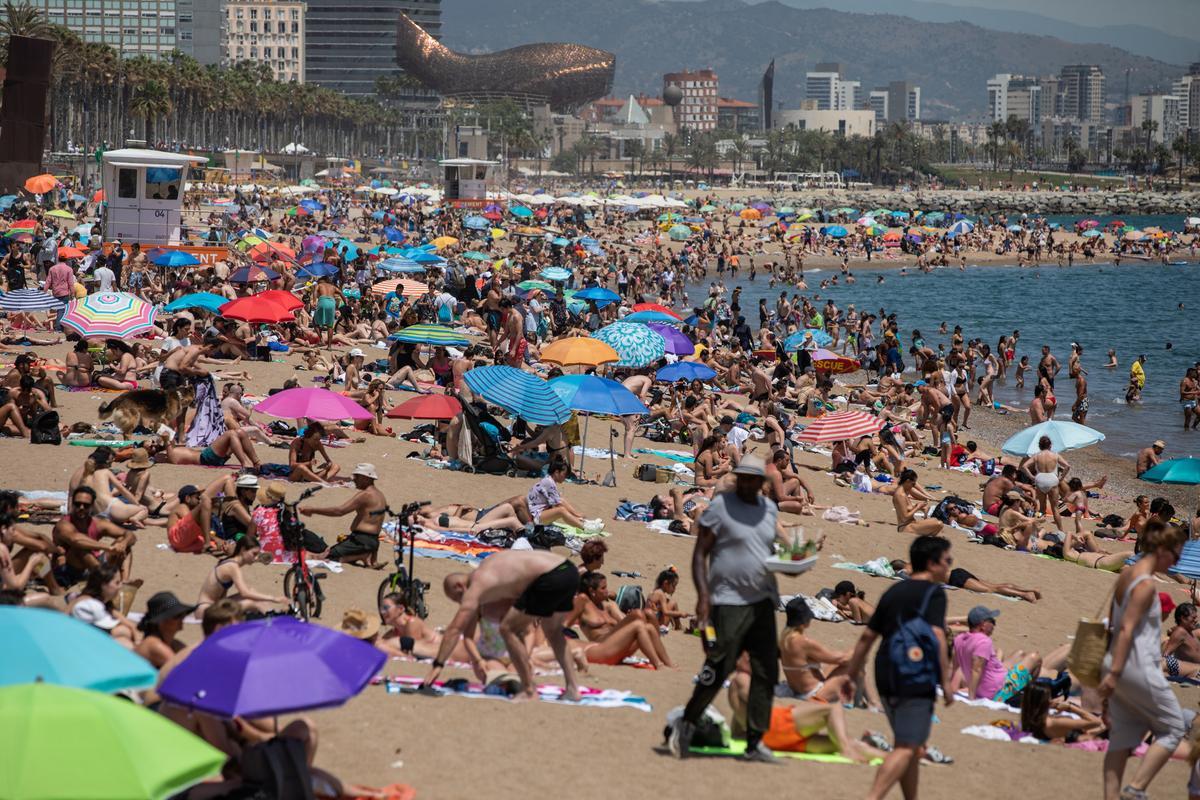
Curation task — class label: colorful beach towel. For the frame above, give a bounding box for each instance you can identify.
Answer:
[380,675,652,712]
[690,739,882,765]
[633,447,695,463]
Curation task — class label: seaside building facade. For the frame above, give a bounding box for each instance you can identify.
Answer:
[1129,93,1182,145]
[1060,64,1106,125]
[176,0,222,63]
[717,98,761,133]
[306,0,442,97]
[775,108,876,138]
[223,0,306,83]
[31,0,182,59]
[662,69,719,131]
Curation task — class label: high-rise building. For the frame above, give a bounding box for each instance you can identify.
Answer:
[663,69,719,131]
[1130,94,1182,145]
[305,0,442,97]
[176,0,222,64]
[224,1,306,83]
[1060,64,1106,124]
[759,60,774,132]
[1172,63,1200,135]
[988,74,1046,125]
[805,63,845,111]
[868,90,888,124]
[32,0,181,58]
[886,81,920,122]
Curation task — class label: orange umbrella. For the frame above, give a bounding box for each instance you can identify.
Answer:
[92,189,106,203]
[371,278,425,298]
[541,337,620,367]
[882,231,902,242]
[24,174,59,194]
[249,242,296,262]
[739,208,762,220]
[57,245,86,259]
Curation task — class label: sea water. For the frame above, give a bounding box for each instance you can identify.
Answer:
[706,262,1200,459]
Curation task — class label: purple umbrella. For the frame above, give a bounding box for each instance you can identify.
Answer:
[646,322,695,356]
[301,235,326,252]
[158,616,386,718]
[254,387,373,420]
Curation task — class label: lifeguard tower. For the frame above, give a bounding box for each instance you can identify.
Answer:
[440,157,497,208]
[102,148,205,245]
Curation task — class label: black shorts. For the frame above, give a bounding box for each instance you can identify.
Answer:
[327,530,379,560]
[883,694,935,747]
[159,368,184,390]
[939,403,953,423]
[948,567,976,589]
[513,560,579,617]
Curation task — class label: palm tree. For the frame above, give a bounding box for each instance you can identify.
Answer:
[0,0,53,61]
[662,132,679,178]
[1140,119,1158,152]
[1171,136,1189,189]
[129,79,172,144]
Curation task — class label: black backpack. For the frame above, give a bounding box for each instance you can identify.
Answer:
[525,525,566,550]
[30,411,60,445]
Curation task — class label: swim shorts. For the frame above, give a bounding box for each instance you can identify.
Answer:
[513,560,579,617]
[994,664,1032,703]
[199,446,228,467]
[313,295,337,329]
[948,567,976,589]
[763,705,808,752]
[328,529,379,561]
[169,513,205,553]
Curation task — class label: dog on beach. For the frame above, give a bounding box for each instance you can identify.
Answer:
[97,386,195,435]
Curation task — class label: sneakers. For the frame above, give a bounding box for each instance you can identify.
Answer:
[922,745,954,764]
[667,719,695,759]
[863,731,893,752]
[1119,787,1148,800]
[740,741,781,764]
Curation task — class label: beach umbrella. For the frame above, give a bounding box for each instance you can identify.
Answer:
[592,322,666,367]
[540,337,620,367]
[784,328,833,350]
[164,292,227,314]
[1123,230,1145,241]
[572,286,621,303]
[1078,219,1100,229]
[1187,217,1200,226]
[0,607,156,692]
[667,224,692,241]
[294,262,339,280]
[947,220,974,236]
[1000,420,1105,457]
[464,215,489,230]
[1139,458,1200,485]
[382,226,406,243]
[255,289,304,311]
[540,266,572,282]
[253,387,372,421]
[371,278,425,298]
[61,293,156,339]
[409,251,445,265]
[45,209,75,220]
[302,234,327,251]
[739,208,762,220]
[8,218,38,231]
[796,410,884,443]
[151,250,201,268]
[625,309,682,325]
[551,236,571,246]
[645,322,694,355]
[249,242,295,262]
[92,189,105,203]
[23,173,59,194]
[631,302,681,319]
[431,236,458,249]
[1081,229,1102,238]
[1170,540,1200,581]
[510,205,533,218]
[378,256,425,274]
[218,295,296,324]
[809,348,860,374]
[464,365,571,426]
[299,199,325,212]
[159,616,384,718]
[549,374,648,416]
[923,212,945,223]
[391,323,471,347]
[656,361,717,382]
[386,394,463,420]
[0,289,65,312]
[0,682,225,800]
[462,251,491,261]
[825,225,848,238]
[228,265,280,283]
[516,280,554,292]
[730,202,745,212]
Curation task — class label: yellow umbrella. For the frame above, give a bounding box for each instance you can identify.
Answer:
[46,209,76,220]
[431,235,458,248]
[541,337,620,367]
[491,228,507,239]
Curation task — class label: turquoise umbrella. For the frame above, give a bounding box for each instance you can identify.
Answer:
[1001,420,1105,457]
[464,365,571,426]
[592,322,666,367]
[462,251,491,261]
[668,224,692,241]
[1140,458,1200,485]
[510,205,533,218]
[0,607,156,692]
[540,266,572,282]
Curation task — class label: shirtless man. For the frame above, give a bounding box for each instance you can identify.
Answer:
[764,448,816,515]
[422,550,580,701]
[53,486,137,586]
[500,299,525,367]
[1135,439,1165,477]
[1038,344,1060,388]
[155,429,262,472]
[1071,369,1089,425]
[1018,436,1069,532]
[159,330,221,439]
[621,372,654,457]
[1180,368,1200,431]
[480,276,503,351]
[288,422,341,483]
[981,464,1030,516]
[893,469,943,534]
[301,463,387,567]
[312,276,341,349]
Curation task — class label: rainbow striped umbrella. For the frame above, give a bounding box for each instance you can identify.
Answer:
[61,293,156,339]
[390,324,471,347]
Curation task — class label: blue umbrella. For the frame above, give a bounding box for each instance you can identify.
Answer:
[540,267,572,283]
[1000,420,1105,457]
[572,286,621,303]
[228,265,281,283]
[410,252,445,264]
[784,329,833,350]
[592,322,666,367]
[371,210,387,221]
[464,215,489,230]
[295,262,339,279]
[551,236,571,246]
[549,375,648,416]
[667,224,692,241]
[624,310,682,325]
[656,361,717,382]
[378,257,425,274]
[382,226,406,242]
[947,220,974,236]
[1081,229,1103,238]
[1171,539,1200,580]
[464,365,571,426]
[1140,457,1200,485]
[0,289,66,312]
[152,250,201,267]
[164,292,228,314]
[0,607,156,692]
[0,194,16,210]
[825,225,848,238]
[299,199,325,212]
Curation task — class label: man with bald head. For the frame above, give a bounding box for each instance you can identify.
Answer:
[420,549,580,701]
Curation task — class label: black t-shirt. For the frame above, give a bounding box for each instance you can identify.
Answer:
[867,579,947,698]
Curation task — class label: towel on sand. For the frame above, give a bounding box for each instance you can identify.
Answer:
[380,675,652,712]
[690,739,882,765]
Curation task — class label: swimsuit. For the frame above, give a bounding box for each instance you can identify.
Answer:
[513,560,579,618]
[169,513,205,553]
[313,295,337,328]
[327,528,380,561]
[762,706,808,753]
[213,559,236,591]
[1034,472,1059,492]
[199,446,228,467]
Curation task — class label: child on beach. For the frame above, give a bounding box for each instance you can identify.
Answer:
[1015,355,1029,388]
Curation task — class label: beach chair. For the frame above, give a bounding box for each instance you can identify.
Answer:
[456,397,519,476]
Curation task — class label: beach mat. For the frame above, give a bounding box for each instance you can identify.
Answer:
[379,675,652,712]
[68,439,141,448]
[689,739,882,765]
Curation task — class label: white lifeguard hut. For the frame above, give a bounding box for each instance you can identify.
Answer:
[102,148,206,245]
[440,157,497,208]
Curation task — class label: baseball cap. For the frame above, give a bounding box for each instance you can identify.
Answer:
[352,463,379,480]
[967,606,1000,627]
[913,379,927,387]
[348,348,364,358]
[731,453,767,477]
[784,596,814,628]
[177,484,200,501]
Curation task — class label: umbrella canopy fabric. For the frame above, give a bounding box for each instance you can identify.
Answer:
[1000,420,1105,457]
[540,337,619,367]
[1140,457,1200,485]
[809,348,860,374]
[151,250,201,267]
[0,682,225,800]
[158,616,384,718]
[23,173,59,194]
[624,310,682,325]
[549,375,648,416]
[391,324,471,347]
[0,607,156,692]
[667,224,692,240]
[540,267,572,282]
[825,225,848,238]
[645,322,695,356]
[947,220,975,236]
[218,295,296,324]
[371,278,425,298]
[592,322,666,367]
[228,265,280,283]
[294,262,339,280]
[783,328,833,350]
[463,365,571,426]
[0,289,66,312]
[61,293,156,339]
[1170,539,1200,580]
[253,387,372,421]
[631,302,681,319]
[57,245,85,259]
[796,410,884,443]
[656,361,717,382]
[378,256,425,274]
[386,394,463,420]
[572,286,621,303]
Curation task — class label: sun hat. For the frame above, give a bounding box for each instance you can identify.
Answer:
[348,348,365,358]
[731,453,767,477]
[339,608,380,640]
[352,463,379,480]
[1153,439,1166,449]
[142,591,197,625]
[125,448,153,470]
[235,474,260,489]
[258,481,287,504]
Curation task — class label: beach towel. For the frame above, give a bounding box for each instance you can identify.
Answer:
[690,739,882,765]
[633,448,695,463]
[780,593,843,622]
[645,519,694,538]
[67,439,140,448]
[832,557,896,579]
[186,375,226,448]
[822,506,865,526]
[572,446,622,460]
[56,384,124,393]
[380,675,652,712]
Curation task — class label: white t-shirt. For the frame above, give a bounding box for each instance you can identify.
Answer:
[93,265,115,293]
[725,426,750,451]
[71,597,118,631]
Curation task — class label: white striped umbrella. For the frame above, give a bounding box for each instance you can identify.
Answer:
[795,410,884,443]
[0,289,66,312]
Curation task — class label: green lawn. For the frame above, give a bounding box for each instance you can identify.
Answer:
[934,165,1126,189]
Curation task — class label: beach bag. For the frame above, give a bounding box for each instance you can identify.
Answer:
[616,585,645,613]
[525,525,566,550]
[886,583,943,692]
[1068,586,1116,688]
[664,705,728,749]
[637,463,661,482]
[30,411,60,445]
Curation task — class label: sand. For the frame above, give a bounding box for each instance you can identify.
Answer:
[7,338,1198,800]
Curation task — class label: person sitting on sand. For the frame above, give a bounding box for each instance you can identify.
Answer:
[893,469,943,534]
[195,533,288,616]
[69,565,139,648]
[951,606,1042,703]
[301,463,387,567]
[134,591,194,668]
[1019,684,1107,742]
[167,480,226,554]
[288,422,341,483]
[67,447,150,528]
[567,571,675,668]
[764,448,820,516]
[526,458,598,530]
[151,429,262,473]
[829,580,876,623]
[53,486,137,586]
[377,591,474,663]
[778,597,878,708]
[648,567,690,630]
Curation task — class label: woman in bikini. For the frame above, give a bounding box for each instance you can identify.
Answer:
[693,433,731,488]
[778,598,880,708]
[71,447,150,528]
[95,340,142,391]
[351,379,392,437]
[195,534,288,616]
[568,571,675,668]
[893,469,943,534]
[647,568,689,630]
[61,339,94,387]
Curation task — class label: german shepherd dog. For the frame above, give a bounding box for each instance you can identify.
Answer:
[97,386,195,436]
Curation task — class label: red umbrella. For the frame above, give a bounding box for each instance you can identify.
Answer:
[795,410,884,443]
[219,295,296,323]
[9,219,38,230]
[631,302,681,319]
[58,245,86,259]
[483,211,502,221]
[256,289,304,311]
[92,189,106,203]
[386,394,462,420]
[810,348,860,375]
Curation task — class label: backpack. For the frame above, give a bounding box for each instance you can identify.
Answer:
[886,583,943,692]
[616,584,645,613]
[524,524,566,550]
[30,411,61,445]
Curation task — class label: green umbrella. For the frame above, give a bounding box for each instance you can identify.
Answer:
[699,204,716,212]
[0,683,225,800]
[517,280,554,292]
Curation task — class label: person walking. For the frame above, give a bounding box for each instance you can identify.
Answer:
[1100,520,1189,800]
[668,453,784,763]
[841,535,954,800]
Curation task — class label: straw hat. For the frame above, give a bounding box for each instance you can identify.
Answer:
[339,608,379,640]
[125,448,153,470]
[257,481,287,505]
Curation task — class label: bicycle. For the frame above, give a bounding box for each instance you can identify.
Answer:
[279,486,326,621]
[376,500,431,618]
